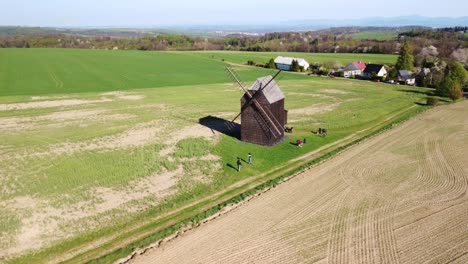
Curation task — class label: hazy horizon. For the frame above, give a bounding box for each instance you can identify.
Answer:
[2,0,468,27]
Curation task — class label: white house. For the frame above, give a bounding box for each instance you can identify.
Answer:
[274,56,310,71]
[362,64,387,79]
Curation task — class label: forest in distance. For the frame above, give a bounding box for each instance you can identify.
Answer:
[1,26,466,57]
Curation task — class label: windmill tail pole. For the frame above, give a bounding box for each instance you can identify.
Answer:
[231,112,241,123]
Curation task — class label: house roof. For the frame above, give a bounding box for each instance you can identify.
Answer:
[363,64,385,73]
[344,61,367,71]
[398,70,414,80]
[343,63,359,71]
[274,56,309,66]
[248,75,284,104]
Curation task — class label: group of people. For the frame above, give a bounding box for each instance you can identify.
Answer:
[237,153,252,172]
[317,128,327,136]
[284,126,294,133]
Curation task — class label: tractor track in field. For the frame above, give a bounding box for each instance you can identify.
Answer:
[128,101,468,264]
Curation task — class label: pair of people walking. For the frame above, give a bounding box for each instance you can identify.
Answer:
[237,153,253,172]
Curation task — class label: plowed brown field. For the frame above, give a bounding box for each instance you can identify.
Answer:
[131,101,468,264]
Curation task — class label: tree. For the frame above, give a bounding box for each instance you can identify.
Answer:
[291,59,300,72]
[266,58,276,69]
[437,75,455,97]
[415,45,439,67]
[396,40,414,71]
[437,73,463,101]
[448,62,468,87]
[388,66,398,79]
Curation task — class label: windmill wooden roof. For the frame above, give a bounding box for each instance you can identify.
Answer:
[248,76,284,104]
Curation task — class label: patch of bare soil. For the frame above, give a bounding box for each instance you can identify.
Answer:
[289,102,341,115]
[0,98,113,111]
[168,124,221,144]
[56,120,165,153]
[320,88,350,94]
[88,167,183,215]
[0,166,185,258]
[30,96,70,101]
[128,101,468,264]
[0,109,135,132]
[101,91,145,101]
[158,124,221,157]
[0,120,165,161]
[284,92,333,98]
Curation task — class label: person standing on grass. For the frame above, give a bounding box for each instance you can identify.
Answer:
[248,153,252,164]
[237,158,242,172]
[296,139,302,147]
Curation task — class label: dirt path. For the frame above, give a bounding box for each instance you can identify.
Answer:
[130,101,468,264]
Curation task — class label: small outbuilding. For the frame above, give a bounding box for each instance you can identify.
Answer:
[274,56,310,71]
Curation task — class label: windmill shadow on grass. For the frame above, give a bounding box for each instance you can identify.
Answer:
[199,115,241,140]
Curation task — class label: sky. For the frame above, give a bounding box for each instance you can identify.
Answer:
[2,0,467,27]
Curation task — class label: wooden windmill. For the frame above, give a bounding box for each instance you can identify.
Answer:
[226,66,287,146]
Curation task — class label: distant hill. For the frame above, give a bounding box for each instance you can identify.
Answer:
[1,16,467,37]
[166,16,468,34]
[0,26,218,38]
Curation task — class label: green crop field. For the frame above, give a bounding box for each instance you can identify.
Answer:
[0,49,308,97]
[350,31,398,41]
[183,51,398,66]
[0,48,429,263]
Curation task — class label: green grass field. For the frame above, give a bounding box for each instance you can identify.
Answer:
[350,31,398,41]
[0,48,428,263]
[0,49,307,97]
[184,51,398,67]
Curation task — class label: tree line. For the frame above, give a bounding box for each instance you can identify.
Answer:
[1,28,466,57]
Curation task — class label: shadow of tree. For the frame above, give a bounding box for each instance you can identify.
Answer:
[397,88,434,96]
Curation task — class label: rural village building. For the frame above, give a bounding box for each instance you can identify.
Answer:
[362,64,387,79]
[342,61,367,77]
[397,70,416,85]
[274,56,310,71]
[241,76,287,146]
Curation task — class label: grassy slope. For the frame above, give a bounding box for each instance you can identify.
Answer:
[183,51,398,66]
[0,49,306,97]
[0,48,428,263]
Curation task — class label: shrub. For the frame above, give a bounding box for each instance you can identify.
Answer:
[426,97,439,106]
[448,86,463,101]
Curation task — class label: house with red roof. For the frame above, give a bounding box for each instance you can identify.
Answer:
[342,61,367,78]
